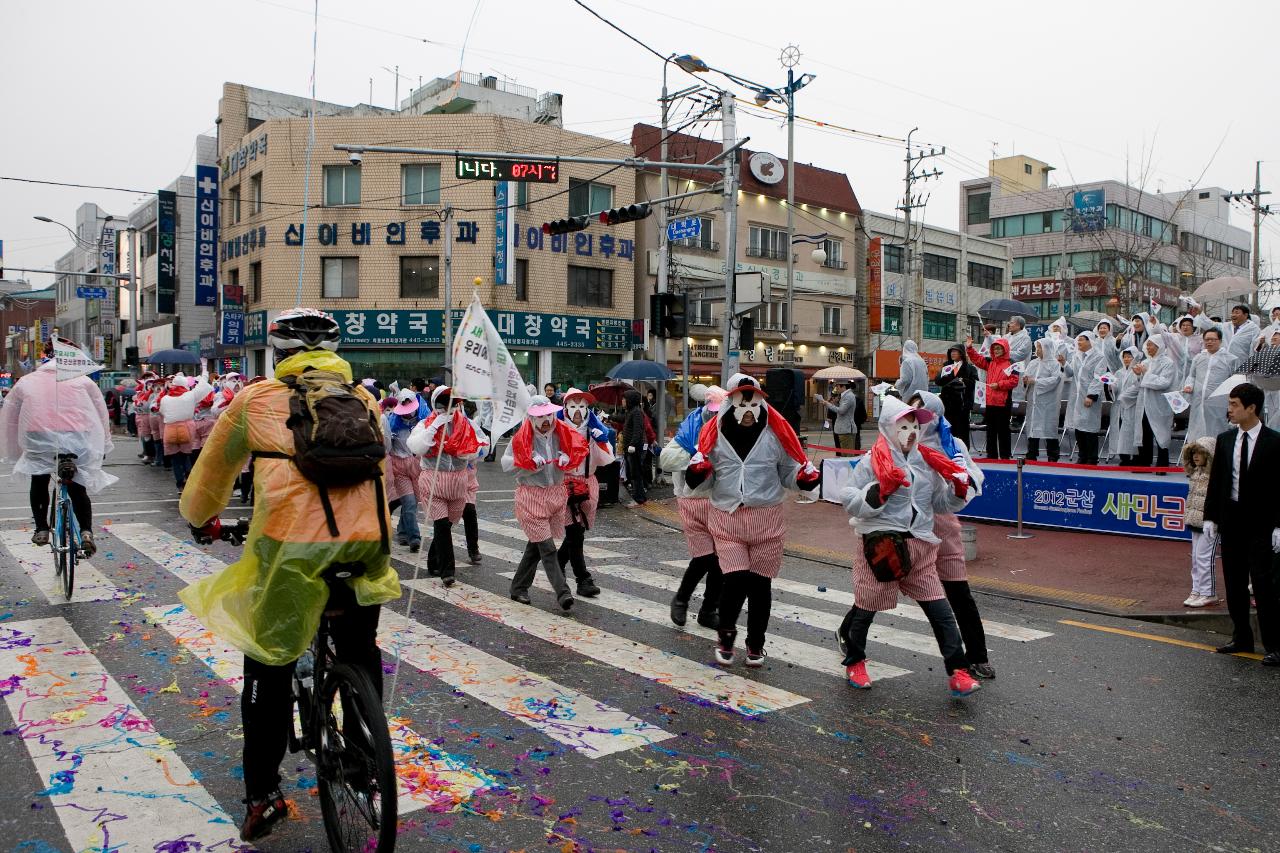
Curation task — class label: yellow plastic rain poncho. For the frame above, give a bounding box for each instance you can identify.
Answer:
[178,349,401,666]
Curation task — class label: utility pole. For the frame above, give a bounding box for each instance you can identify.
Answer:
[127,226,138,355]
[897,131,944,343]
[719,90,741,386]
[1224,162,1271,312]
[443,206,453,374]
[656,65,671,438]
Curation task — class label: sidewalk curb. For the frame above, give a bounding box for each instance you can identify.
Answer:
[633,499,1239,635]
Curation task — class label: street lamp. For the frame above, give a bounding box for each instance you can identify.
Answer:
[36,213,120,359]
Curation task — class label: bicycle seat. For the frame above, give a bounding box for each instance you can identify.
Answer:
[321,562,368,583]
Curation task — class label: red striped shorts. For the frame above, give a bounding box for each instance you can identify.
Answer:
[708,503,786,578]
[136,412,153,439]
[851,534,945,611]
[677,497,716,558]
[419,467,472,523]
[192,417,216,449]
[514,482,568,542]
[564,473,600,528]
[386,455,421,503]
[933,512,967,582]
[466,466,480,503]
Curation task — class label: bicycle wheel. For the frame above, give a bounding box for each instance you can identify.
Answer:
[58,503,75,602]
[316,663,397,852]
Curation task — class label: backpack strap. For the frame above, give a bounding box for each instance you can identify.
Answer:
[251,451,291,460]
[372,475,390,555]
[316,484,341,538]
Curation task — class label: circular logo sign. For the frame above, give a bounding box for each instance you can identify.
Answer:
[749,151,784,185]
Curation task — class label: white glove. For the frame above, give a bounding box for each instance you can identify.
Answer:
[1202,521,1216,540]
[952,453,966,467]
[1273,528,1280,554]
[627,446,636,453]
[532,453,547,467]
[557,451,571,466]
[590,427,605,439]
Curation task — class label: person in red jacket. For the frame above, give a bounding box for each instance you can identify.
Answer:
[966,335,1020,459]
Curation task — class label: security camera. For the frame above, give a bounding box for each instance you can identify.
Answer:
[348,150,363,165]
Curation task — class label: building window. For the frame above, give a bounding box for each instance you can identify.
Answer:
[516,182,530,210]
[822,304,843,335]
[750,301,789,332]
[227,185,241,225]
[144,227,158,257]
[966,192,991,225]
[674,217,715,251]
[402,164,440,206]
[324,165,361,206]
[568,265,613,308]
[747,225,787,260]
[250,262,262,302]
[250,173,263,215]
[399,255,439,298]
[228,268,241,305]
[321,257,359,298]
[968,261,1003,289]
[822,239,846,269]
[923,310,956,341]
[922,253,958,283]
[883,306,902,335]
[1024,163,1033,175]
[514,258,528,301]
[568,179,613,217]
[690,298,714,326]
[884,244,904,273]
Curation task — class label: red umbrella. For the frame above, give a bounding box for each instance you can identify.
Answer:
[587,380,632,407]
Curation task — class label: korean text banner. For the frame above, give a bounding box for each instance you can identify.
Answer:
[194,165,218,307]
[959,464,1189,541]
[452,295,530,439]
[156,190,177,314]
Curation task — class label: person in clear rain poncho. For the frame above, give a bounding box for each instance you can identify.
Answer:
[1182,327,1239,445]
[1133,332,1178,467]
[1065,331,1107,464]
[894,340,929,400]
[1023,336,1065,462]
[1109,347,1143,465]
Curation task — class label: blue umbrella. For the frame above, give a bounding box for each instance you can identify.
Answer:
[145,348,202,366]
[607,360,674,381]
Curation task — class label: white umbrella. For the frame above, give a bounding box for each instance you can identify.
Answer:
[1193,276,1253,302]
[812,365,866,380]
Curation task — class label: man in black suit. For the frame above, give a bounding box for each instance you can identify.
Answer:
[1202,382,1280,665]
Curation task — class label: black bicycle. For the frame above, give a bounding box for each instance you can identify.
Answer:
[50,454,82,601]
[290,564,397,852]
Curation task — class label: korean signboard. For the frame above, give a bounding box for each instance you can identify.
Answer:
[866,236,883,333]
[156,190,177,314]
[244,310,268,346]
[221,310,244,347]
[195,165,219,307]
[1070,189,1106,232]
[494,181,512,286]
[325,308,630,351]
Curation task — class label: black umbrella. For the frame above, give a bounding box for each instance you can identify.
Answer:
[607,360,675,381]
[144,348,201,366]
[978,298,1039,322]
[1242,344,1280,391]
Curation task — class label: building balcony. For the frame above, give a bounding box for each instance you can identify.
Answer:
[820,326,848,337]
[673,238,719,253]
[821,258,849,270]
[745,246,787,261]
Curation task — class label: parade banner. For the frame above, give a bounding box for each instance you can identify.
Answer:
[452,294,531,439]
[52,336,104,381]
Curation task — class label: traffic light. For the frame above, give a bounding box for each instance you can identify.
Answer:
[738,317,755,351]
[542,216,590,236]
[124,346,139,367]
[599,203,651,226]
[650,292,687,339]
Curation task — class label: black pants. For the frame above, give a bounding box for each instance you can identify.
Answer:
[1135,416,1170,467]
[675,552,723,614]
[30,475,91,532]
[557,523,593,583]
[717,572,771,652]
[427,519,456,578]
[1075,431,1100,466]
[241,584,382,801]
[1221,509,1279,653]
[126,413,137,436]
[626,450,648,503]
[986,403,1012,459]
[944,400,970,447]
[840,599,969,674]
[942,580,988,665]
[1025,437,1060,462]
[463,502,479,555]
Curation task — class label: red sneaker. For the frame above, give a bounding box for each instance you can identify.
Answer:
[240,789,288,842]
[845,661,872,689]
[949,669,981,697]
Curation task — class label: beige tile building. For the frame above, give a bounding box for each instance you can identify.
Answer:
[217,82,637,388]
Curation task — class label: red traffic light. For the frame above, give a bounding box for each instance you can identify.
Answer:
[542,216,590,236]
[599,203,652,226]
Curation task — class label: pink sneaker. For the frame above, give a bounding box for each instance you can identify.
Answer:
[845,661,872,689]
[949,669,981,697]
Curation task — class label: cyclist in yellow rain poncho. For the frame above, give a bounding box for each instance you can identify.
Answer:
[178,308,401,842]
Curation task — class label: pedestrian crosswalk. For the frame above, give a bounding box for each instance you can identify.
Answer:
[0,515,1056,850]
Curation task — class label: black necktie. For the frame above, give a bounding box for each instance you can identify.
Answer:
[1240,431,1250,495]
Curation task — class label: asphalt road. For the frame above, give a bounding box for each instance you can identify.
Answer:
[0,442,1277,852]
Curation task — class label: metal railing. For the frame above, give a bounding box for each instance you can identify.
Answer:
[746,246,787,260]
[673,238,720,252]
[821,258,849,270]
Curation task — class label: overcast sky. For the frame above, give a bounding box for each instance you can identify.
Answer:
[4,0,1277,292]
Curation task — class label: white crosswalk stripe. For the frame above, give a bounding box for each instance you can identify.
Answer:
[405,577,809,716]
[496,569,912,683]
[107,521,672,758]
[476,518,628,559]
[143,603,497,813]
[0,617,243,850]
[0,529,123,604]
[659,560,1053,642]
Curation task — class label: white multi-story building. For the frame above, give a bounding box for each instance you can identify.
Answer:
[52,203,122,362]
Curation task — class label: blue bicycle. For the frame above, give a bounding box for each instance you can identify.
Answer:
[50,454,82,601]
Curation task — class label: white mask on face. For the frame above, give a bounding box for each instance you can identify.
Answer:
[894,417,920,454]
[565,399,589,426]
[532,414,555,434]
[730,391,763,426]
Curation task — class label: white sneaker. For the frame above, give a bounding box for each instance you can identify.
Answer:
[1182,594,1198,607]
[1186,595,1213,608]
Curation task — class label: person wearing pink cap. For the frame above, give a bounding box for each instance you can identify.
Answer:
[502,395,589,611]
[659,385,727,628]
[555,388,615,597]
[407,386,482,586]
[685,374,821,666]
[384,388,429,552]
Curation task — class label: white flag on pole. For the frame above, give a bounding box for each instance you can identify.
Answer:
[52,336,104,382]
[451,294,530,438]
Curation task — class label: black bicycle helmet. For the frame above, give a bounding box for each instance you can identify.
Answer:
[268,307,341,353]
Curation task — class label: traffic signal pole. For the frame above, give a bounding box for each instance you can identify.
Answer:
[719,90,741,386]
